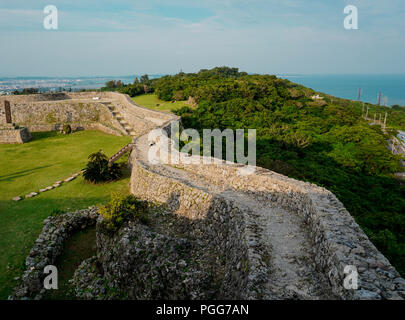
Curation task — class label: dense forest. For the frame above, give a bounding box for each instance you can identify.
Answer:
[108,67,405,276]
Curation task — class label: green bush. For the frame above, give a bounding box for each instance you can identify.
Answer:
[99,193,149,232]
[62,124,72,134]
[83,151,122,183]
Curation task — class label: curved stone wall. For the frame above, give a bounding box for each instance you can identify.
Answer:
[7,91,405,299]
[10,208,98,300]
[128,117,405,300]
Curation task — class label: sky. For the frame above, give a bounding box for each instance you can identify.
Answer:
[0,0,404,77]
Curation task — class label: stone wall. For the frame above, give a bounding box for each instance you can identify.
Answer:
[129,151,253,299]
[8,100,123,135]
[128,119,405,300]
[0,103,6,124]
[175,158,405,299]
[0,92,173,137]
[0,126,32,144]
[7,91,405,299]
[10,208,98,300]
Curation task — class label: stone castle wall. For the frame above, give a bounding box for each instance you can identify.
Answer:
[8,100,124,136]
[0,105,6,124]
[0,92,173,137]
[128,118,405,300]
[0,126,32,144]
[6,91,405,299]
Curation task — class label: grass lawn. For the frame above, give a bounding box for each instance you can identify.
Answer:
[132,93,190,113]
[0,130,132,299]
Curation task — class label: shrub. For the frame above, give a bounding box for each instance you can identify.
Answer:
[62,124,72,134]
[99,193,149,232]
[83,151,122,183]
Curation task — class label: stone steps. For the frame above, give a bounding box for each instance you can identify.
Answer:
[12,171,82,201]
[108,143,135,164]
[106,104,136,136]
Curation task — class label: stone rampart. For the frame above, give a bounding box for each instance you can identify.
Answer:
[128,119,405,300]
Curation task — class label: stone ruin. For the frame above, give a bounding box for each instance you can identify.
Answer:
[0,100,31,144]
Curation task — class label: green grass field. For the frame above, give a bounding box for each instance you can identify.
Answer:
[132,93,189,113]
[0,130,131,299]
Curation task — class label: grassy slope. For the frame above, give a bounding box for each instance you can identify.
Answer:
[0,131,131,299]
[132,93,188,113]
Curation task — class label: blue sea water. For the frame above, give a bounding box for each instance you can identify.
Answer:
[279,74,405,106]
[2,74,405,107]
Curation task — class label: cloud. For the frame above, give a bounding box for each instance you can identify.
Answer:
[0,0,404,75]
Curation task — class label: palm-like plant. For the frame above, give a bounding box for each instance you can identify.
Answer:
[83,150,122,183]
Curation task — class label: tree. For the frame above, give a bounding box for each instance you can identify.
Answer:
[140,74,149,83]
[83,150,122,183]
[105,80,116,88]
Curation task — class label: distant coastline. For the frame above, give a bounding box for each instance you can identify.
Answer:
[0,75,163,94]
[2,74,405,107]
[279,74,405,106]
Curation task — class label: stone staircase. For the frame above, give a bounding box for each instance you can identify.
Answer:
[104,102,137,136]
[108,143,135,165]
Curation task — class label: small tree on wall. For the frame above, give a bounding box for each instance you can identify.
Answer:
[83,150,122,183]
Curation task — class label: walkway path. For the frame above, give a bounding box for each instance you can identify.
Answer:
[134,133,336,299]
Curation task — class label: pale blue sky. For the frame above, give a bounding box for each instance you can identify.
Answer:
[0,0,404,76]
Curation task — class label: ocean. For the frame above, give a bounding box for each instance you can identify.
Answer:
[279,74,405,106]
[1,74,405,107]
[0,75,163,94]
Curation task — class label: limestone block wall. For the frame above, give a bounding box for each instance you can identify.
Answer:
[9,101,122,134]
[0,127,31,144]
[129,119,405,300]
[0,105,6,124]
[129,151,252,299]
[0,92,173,137]
[108,93,174,137]
[176,160,405,299]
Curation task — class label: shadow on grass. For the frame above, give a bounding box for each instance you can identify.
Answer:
[0,165,54,182]
[30,131,59,141]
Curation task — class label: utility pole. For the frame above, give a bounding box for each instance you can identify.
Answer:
[384,112,387,129]
[379,113,382,125]
[365,107,369,120]
[357,88,362,101]
[362,102,365,114]
[373,113,376,124]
